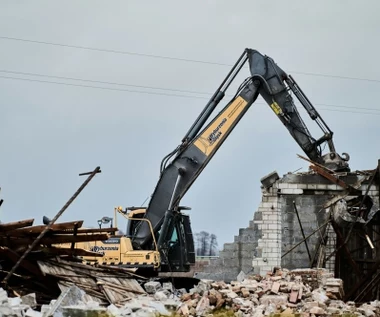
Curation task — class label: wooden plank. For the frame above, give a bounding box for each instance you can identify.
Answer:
[37,259,145,305]
[6,225,115,237]
[0,246,42,276]
[0,233,109,245]
[9,220,84,235]
[0,219,34,232]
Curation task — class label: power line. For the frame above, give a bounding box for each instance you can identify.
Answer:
[0,75,206,99]
[1,35,380,84]
[314,102,380,113]
[1,75,380,116]
[1,69,379,113]
[290,71,380,84]
[0,69,210,96]
[0,36,228,66]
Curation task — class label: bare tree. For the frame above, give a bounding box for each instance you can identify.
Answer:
[209,234,218,256]
[195,231,219,256]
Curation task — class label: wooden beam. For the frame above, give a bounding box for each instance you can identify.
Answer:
[0,219,34,232]
[8,220,84,235]
[0,247,42,276]
[0,233,109,246]
[3,226,116,237]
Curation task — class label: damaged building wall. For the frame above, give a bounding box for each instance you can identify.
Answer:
[196,166,380,300]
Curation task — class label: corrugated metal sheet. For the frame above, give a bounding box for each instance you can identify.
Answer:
[37,259,146,305]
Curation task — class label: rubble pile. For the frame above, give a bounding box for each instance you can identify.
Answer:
[1,268,380,317]
[0,218,143,305]
[176,268,364,316]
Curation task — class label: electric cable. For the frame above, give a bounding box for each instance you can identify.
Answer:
[1,36,380,84]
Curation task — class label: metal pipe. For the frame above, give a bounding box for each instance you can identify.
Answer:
[157,169,184,249]
[281,219,330,259]
[182,51,248,143]
[293,201,311,262]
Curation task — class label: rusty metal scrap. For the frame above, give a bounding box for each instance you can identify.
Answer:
[297,154,360,193]
[309,164,352,190]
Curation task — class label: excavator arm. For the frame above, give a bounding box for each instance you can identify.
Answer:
[130,48,350,255]
[246,49,349,170]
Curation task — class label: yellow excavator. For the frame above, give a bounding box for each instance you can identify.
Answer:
[49,48,350,276]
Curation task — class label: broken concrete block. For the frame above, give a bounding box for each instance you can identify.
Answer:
[251,305,265,317]
[25,308,42,317]
[8,296,21,307]
[288,290,298,303]
[324,278,343,287]
[195,296,210,316]
[195,280,213,294]
[41,305,51,317]
[0,305,15,317]
[178,303,189,316]
[226,291,238,299]
[162,298,179,311]
[358,304,376,317]
[61,306,109,317]
[259,294,288,306]
[309,306,327,315]
[311,288,329,303]
[162,282,174,293]
[106,304,120,317]
[0,288,8,304]
[119,306,132,316]
[143,281,162,294]
[231,285,241,293]
[326,307,342,315]
[46,285,85,317]
[153,291,168,301]
[22,293,37,309]
[123,299,146,312]
[264,302,276,316]
[146,301,171,316]
[237,271,246,282]
[297,287,303,300]
[271,282,280,294]
[180,293,192,301]
[241,288,250,298]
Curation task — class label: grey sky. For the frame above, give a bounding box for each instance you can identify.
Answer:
[1,1,380,247]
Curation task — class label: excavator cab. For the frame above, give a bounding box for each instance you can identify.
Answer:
[123,206,195,273]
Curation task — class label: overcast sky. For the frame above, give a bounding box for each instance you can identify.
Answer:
[1,1,380,248]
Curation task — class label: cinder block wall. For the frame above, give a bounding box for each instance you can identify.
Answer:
[195,170,379,281]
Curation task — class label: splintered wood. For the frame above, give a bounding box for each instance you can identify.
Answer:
[0,218,144,305]
[38,260,146,305]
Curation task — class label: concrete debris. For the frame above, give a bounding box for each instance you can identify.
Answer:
[21,293,37,309]
[143,281,162,294]
[1,268,380,317]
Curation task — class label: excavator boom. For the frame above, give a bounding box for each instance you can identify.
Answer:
[122,48,350,273]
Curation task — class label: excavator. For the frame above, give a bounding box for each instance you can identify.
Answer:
[53,48,350,275]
